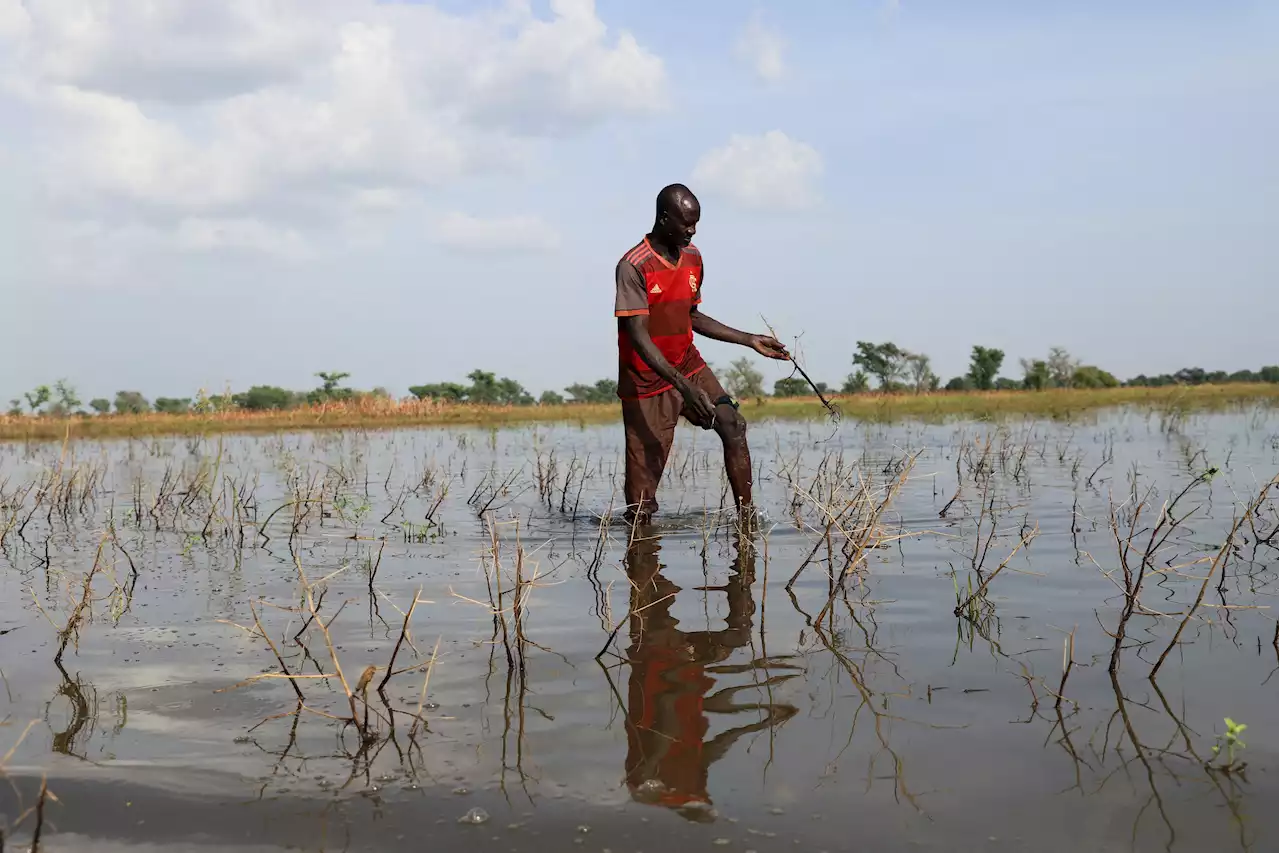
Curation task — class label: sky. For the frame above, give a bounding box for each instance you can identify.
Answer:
[0,0,1276,403]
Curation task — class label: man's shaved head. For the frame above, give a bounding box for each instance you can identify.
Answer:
[656,183,699,219]
[652,183,700,250]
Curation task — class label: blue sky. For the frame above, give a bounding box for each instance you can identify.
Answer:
[0,0,1275,402]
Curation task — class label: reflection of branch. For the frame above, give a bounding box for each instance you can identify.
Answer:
[1106,671,1176,850]
[1045,704,1091,794]
[1147,679,1250,848]
[49,660,96,758]
[808,620,924,814]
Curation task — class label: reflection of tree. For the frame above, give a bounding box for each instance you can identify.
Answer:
[621,534,798,820]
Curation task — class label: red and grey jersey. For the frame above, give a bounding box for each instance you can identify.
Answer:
[614,237,707,399]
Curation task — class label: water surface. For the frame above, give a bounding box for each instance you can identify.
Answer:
[0,408,1275,852]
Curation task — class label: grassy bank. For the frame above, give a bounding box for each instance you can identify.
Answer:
[0,383,1274,442]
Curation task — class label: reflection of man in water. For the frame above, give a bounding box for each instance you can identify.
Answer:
[622,533,798,821]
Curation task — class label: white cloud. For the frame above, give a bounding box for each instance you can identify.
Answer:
[351,188,409,214]
[175,217,312,260]
[734,12,786,83]
[431,213,562,255]
[692,131,823,211]
[0,0,29,42]
[0,0,664,266]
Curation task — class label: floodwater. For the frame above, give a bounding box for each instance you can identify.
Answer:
[0,406,1275,853]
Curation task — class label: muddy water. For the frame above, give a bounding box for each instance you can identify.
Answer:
[0,408,1275,852]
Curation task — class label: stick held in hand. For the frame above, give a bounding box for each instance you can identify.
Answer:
[761,316,842,423]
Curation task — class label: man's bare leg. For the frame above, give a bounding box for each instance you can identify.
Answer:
[712,402,753,519]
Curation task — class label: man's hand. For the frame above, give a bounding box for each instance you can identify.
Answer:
[677,378,717,429]
[748,335,789,360]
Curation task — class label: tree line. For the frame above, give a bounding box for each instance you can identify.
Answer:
[5,370,621,416]
[408,371,618,406]
[7,348,1276,417]
[725,343,1276,400]
[7,372,387,417]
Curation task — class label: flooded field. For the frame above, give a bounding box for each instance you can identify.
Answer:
[0,406,1276,853]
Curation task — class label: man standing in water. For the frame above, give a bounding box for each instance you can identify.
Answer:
[614,184,789,524]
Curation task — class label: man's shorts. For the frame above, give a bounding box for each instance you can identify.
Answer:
[620,367,732,518]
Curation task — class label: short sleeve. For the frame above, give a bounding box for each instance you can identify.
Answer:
[693,257,704,306]
[614,260,648,316]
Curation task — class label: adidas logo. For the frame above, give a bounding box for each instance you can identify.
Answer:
[649,283,662,294]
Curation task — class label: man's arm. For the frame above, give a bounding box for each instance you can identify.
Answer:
[691,308,789,359]
[620,314,717,426]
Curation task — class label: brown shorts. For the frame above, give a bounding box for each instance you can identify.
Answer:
[621,367,730,518]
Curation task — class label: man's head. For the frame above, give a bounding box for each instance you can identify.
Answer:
[652,183,700,249]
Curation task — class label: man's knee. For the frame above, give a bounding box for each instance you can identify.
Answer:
[715,405,747,443]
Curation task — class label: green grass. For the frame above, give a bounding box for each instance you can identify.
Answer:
[0,383,1273,442]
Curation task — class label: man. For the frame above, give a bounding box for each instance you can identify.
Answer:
[614,183,788,524]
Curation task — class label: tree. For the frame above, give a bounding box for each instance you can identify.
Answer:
[1071,365,1118,389]
[1174,367,1207,386]
[563,383,591,403]
[309,371,354,404]
[1261,365,1279,384]
[944,376,970,392]
[7,400,22,416]
[232,386,295,411]
[773,377,810,397]
[904,353,938,394]
[593,378,619,401]
[564,379,618,404]
[465,370,501,404]
[725,358,765,399]
[841,371,870,394]
[496,376,533,406]
[193,388,236,414]
[24,385,50,414]
[539,390,565,405]
[1047,347,1076,388]
[994,377,1021,391]
[852,342,907,390]
[966,346,1005,391]
[316,371,350,393]
[49,379,81,415]
[154,397,192,414]
[114,390,151,414]
[409,383,468,403]
[1020,358,1051,391]
[89,398,111,414]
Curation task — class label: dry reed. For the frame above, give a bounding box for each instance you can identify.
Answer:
[0,384,1272,442]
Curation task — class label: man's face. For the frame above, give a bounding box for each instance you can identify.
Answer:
[657,198,700,248]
